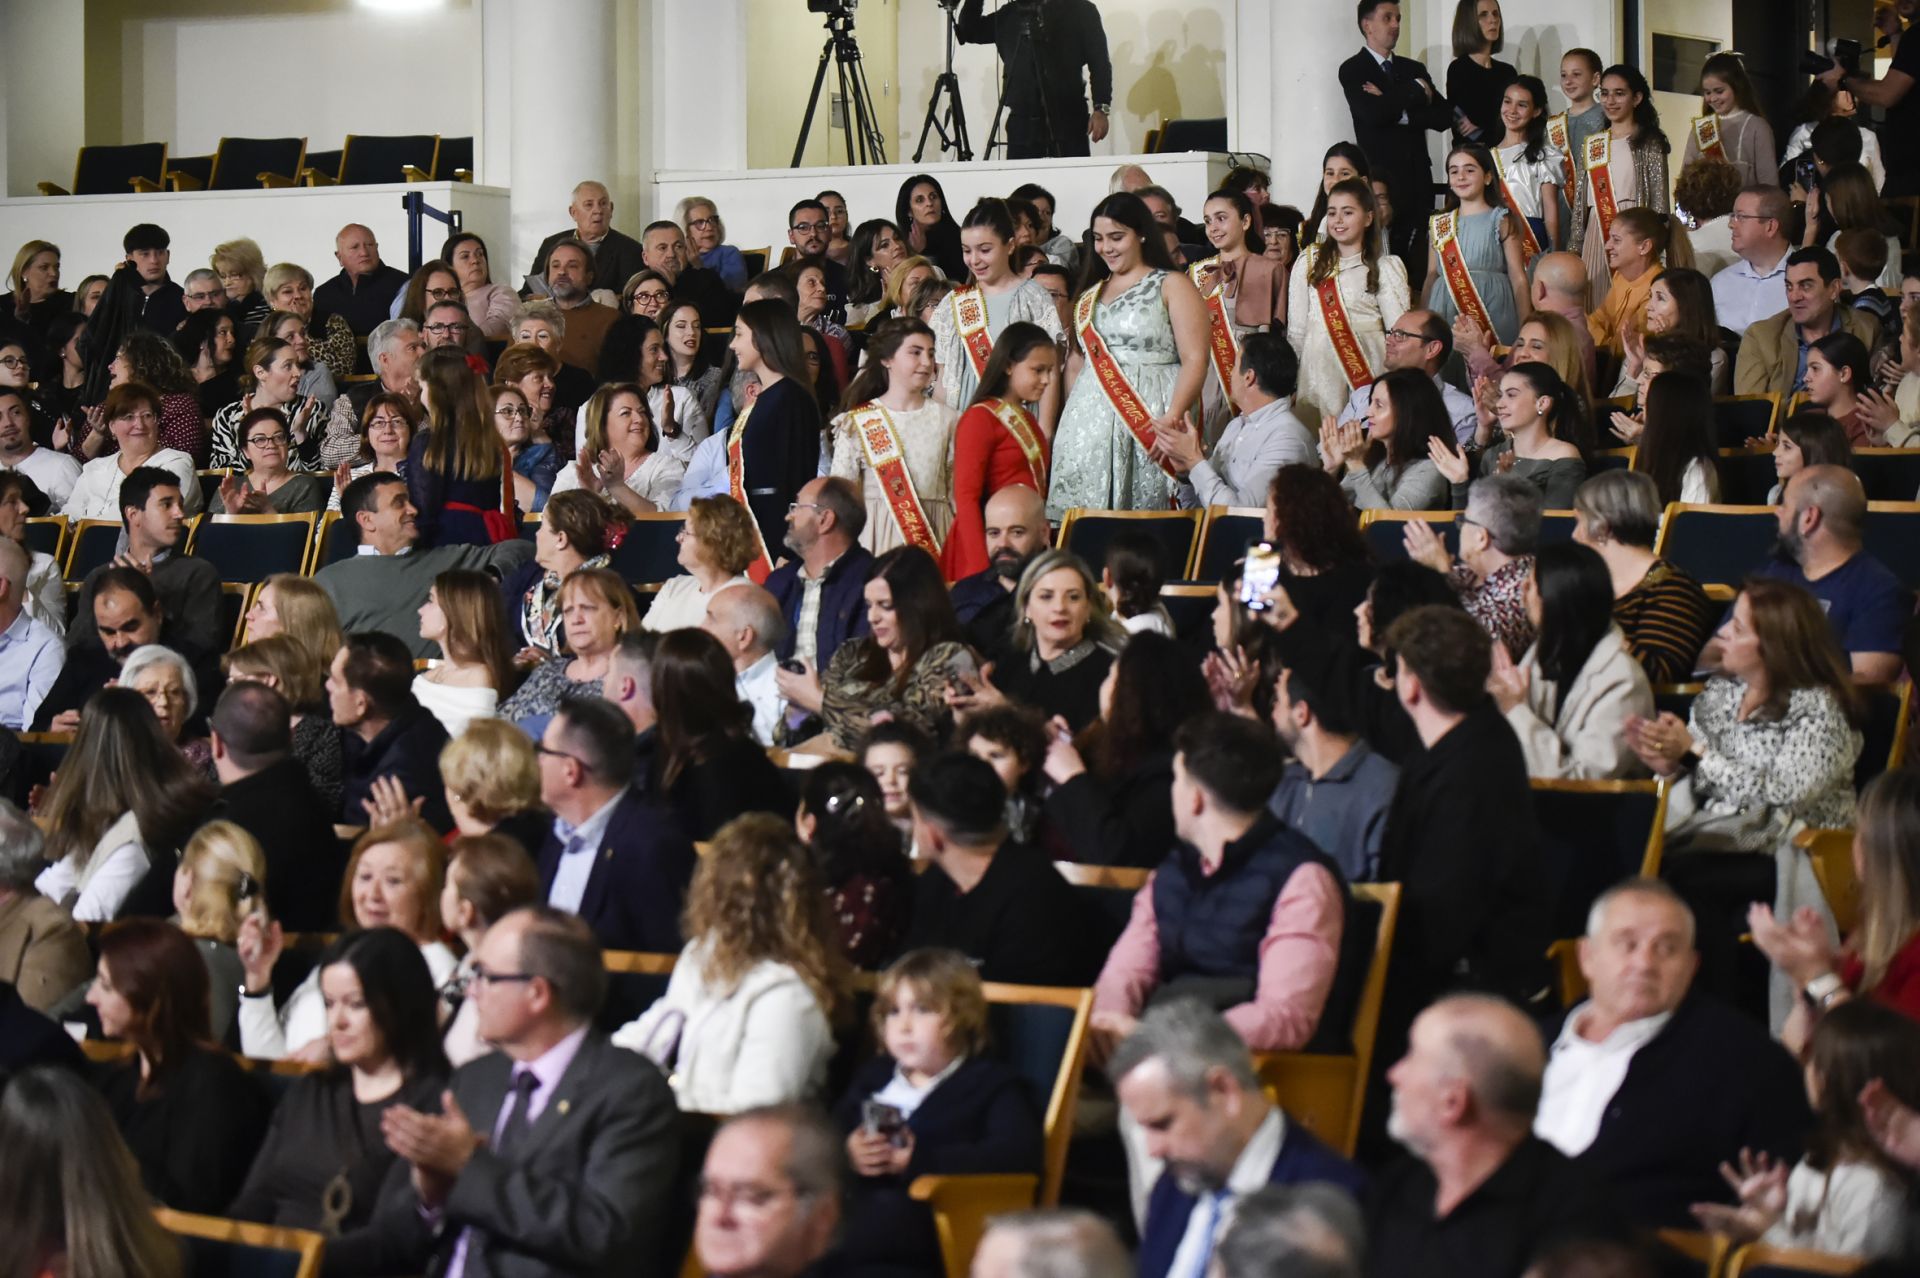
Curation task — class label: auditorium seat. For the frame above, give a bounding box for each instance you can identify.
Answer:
[23,515,66,563]
[1589,447,1635,475]
[1053,861,1148,936]
[608,512,688,586]
[1725,1241,1868,1276]
[1531,778,1668,939]
[302,134,437,186]
[1717,449,1779,505]
[1157,583,1217,642]
[1793,827,1861,937]
[315,511,357,569]
[1862,501,1920,588]
[1714,394,1781,448]
[192,513,318,584]
[1852,681,1911,791]
[168,137,306,191]
[1848,448,1920,502]
[154,1207,325,1278]
[64,518,129,582]
[38,142,167,196]
[1058,508,1201,579]
[404,135,473,183]
[1653,1227,1733,1278]
[1358,509,1456,564]
[1653,504,1777,592]
[221,583,254,650]
[1194,505,1264,583]
[600,949,677,1033]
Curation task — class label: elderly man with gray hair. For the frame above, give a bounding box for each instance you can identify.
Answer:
[319,316,426,468]
[0,796,90,1013]
[694,1103,843,1278]
[1402,472,1543,660]
[970,1209,1131,1278]
[1112,1001,1364,1278]
[1216,1183,1367,1278]
[1367,993,1627,1278]
[526,180,646,297]
[701,583,791,747]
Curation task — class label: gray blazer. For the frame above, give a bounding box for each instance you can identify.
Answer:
[361,1030,682,1278]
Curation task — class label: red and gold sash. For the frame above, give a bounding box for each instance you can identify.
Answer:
[950,285,994,379]
[1546,112,1577,194]
[981,397,1048,491]
[1585,132,1621,245]
[847,403,940,555]
[1491,149,1542,266]
[725,401,775,583]
[1309,248,1374,394]
[1188,257,1240,395]
[1692,113,1727,163]
[1074,284,1179,478]
[1431,211,1496,338]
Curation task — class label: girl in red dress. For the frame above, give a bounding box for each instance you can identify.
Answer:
[941,321,1059,579]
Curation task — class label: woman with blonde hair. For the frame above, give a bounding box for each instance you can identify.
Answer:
[613,812,849,1113]
[438,721,548,854]
[642,494,761,632]
[242,572,342,665]
[948,547,1129,733]
[262,262,355,382]
[170,820,268,1040]
[212,237,270,330]
[499,567,640,729]
[237,817,455,1060]
[410,346,515,548]
[225,632,341,812]
[553,380,685,512]
[413,568,516,738]
[34,688,214,923]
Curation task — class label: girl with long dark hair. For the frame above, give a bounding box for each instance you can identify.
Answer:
[1434,361,1589,507]
[813,545,971,749]
[796,761,913,968]
[726,298,822,557]
[1321,366,1454,509]
[1288,178,1409,422]
[1681,50,1777,188]
[943,321,1059,579]
[929,199,1065,410]
[1571,64,1671,292]
[830,317,957,558]
[1426,143,1531,345]
[847,218,908,327]
[1191,188,1286,439]
[1301,143,1374,246]
[1632,370,1720,505]
[647,627,790,840]
[1492,74,1563,252]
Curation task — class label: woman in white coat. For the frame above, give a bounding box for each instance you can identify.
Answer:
[614,814,848,1115]
[1493,541,1654,779]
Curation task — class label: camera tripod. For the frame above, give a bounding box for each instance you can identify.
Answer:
[984,0,1060,159]
[915,2,973,163]
[792,5,890,168]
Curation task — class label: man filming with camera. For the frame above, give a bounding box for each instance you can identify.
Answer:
[958,0,1113,158]
[1817,0,1920,195]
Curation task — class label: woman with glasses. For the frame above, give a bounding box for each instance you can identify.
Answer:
[210,406,328,513]
[500,567,640,730]
[677,196,751,293]
[491,383,557,514]
[492,341,571,462]
[212,238,270,332]
[395,260,463,327]
[329,392,418,512]
[62,382,204,521]
[620,269,673,322]
[210,336,325,472]
[642,495,761,633]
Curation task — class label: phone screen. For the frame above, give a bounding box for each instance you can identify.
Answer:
[1239,544,1283,612]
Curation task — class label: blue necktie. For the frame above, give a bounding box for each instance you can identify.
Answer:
[1186,1190,1229,1278]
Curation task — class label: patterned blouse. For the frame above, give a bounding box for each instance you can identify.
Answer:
[822,639,971,750]
[209,395,326,472]
[309,311,358,386]
[1451,556,1536,661]
[292,714,343,817]
[519,553,611,658]
[499,658,604,726]
[827,872,910,970]
[1686,678,1861,832]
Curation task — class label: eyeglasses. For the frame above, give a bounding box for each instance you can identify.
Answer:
[469,964,538,988]
[368,415,408,430]
[495,404,533,420]
[424,323,466,336]
[0,356,27,370]
[425,287,463,301]
[1384,328,1425,343]
[1727,212,1777,224]
[185,289,225,303]
[533,740,589,767]
[790,221,829,234]
[788,501,824,513]
[245,433,290,447]
[635,289,669,301]
[688,217,719,230]
[697,1179,800,1212]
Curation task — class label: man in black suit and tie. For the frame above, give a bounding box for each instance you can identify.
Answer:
[378,906,680,1278]
[1338,0,1452,291]
[535,696,697,955]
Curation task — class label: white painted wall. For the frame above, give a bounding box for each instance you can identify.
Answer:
[3,0,88,198]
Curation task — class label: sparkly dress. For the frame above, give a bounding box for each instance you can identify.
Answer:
[1048,272,1184,519]
[1426,208,1522,345]
[828,398,958,556]
[928,280,1065,409]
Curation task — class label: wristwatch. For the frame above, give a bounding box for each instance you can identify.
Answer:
[1093,102,1111,115]
[1804,971,1846,1011]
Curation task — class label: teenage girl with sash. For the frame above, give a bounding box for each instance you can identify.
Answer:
[1426,144,1531,346]
[829,317,957,558]
[1287,178,1410,423]
[943,322,1059,580]
[928,199,1064,412]
[1680,52,1777,188]
[1046,192,1210,519]
[1547,48,1607,195]
[1589,207,1694,364]
[1571,64,1671,294]
[1190,189,1284,444]
[726,298,823,577]
[1493,75,1564,253]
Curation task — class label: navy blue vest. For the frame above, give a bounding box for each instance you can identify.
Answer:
[1152,813,1347,985]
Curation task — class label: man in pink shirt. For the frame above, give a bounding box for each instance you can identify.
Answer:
[1089,713,1347,1058]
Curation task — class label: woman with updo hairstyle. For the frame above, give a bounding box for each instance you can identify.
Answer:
[501,487,621,657]
[410,346,515,548]
[88,918,272,1212]
[208,334,321,472]
[1433,360,1589,508]
[441,230,516,340]
[170,819,268,1040]
[229,928,450,1260]
[614,812,850,1113]
[796,761,914,968]
[212,237,269,327]
[927,198,1066,409]
[831,317,958,556]
[1571,469,1717,683]
[1263,464,1374,640]
[438,833,541,1066]
[1671,158,1744,275]
[490,382,557,515]
[262,262,355,383]
[491,340,570,453]
[437,721,548,856]
[943,322,1060,578]
[642,493,760,632]
[648,626,790,840]
[225,631,342,811]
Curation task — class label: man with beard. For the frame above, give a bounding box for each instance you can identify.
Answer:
[784,200,849,325]
[1113,1000,1365,1278]
[766,476,872,681]
[1759,464,1908,682]
[33,565,220,732]
[950,484,1051,652]
[544,239,618,373]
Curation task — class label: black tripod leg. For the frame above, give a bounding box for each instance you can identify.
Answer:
[792,37,837,169]
[949,74,973,161]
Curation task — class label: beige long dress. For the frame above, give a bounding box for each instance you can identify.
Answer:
[829,398,958,556]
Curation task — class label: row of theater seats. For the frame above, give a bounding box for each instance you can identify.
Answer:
[37,135,473,196]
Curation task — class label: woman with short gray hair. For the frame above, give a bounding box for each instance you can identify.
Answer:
[119,643,212,772]
[0,797,91,1011]
[1572,470,1717,683]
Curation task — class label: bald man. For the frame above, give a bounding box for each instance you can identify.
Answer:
[701,583,790,746]
[1366,995,1626,1277]
[314,223,409,339]
[1110,164,1153,193]
[1453,253,1597,400]
[525,179,646,297]
[950,484,1052,651]
[1761,464,1911,682]
[1336,309,1478,445]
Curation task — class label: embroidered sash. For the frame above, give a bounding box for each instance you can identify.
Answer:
[725,401,776,582]
[1075,284,1180,478]
[1309,248,1375,394]
[1585,132,1621,245]
[1432,211,1497,338]
[981,397,1048,491]
[1492,149,1543,265]
[951,285,994,379]
[1188,257,1240,396]
[1692,113,1727,163]
[847,403,940,554]
[1547,112,1577,195]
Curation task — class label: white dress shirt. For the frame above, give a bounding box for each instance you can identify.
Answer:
[1535,1001,1674,1156]
[1166,1108,1287,1278]
[3,447,81,511]
[0,606,63,729]
[736,650,785,747]
[546,788,627,915]
[1711,250,1791,337]
[1177,396,1318,509]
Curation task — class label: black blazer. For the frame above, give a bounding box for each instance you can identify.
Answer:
[536,787,698,955]
[735,376,823,558]
[1561,995,1811,1229]
[368,1031,683,1278]
[1337,48,1451,186]
[528,227,647,297]
[656,733,793,842]
[213,757,348,932]
[339,706,453,831]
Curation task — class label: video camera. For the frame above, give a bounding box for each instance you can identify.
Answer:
[1800,37,1863,78]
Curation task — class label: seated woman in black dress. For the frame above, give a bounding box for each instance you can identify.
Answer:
[830,947,1042,1274]
[86,918,271,1213]
[409,346,518,548]
[948,548,1127,734]
[649,627,789,840]
[228,928,448,1270]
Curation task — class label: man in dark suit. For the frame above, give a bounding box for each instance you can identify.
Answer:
[765,477,873,679]
[207,682,346,933]
[1116,1001,1366,1278]
[329,631,453,831]
[1338,0,1451,290]
[1535,878,1810,1229]
[377,906,681,1278]
[535,696,697,955]
[525,180,646,297]
[34,565,221,733]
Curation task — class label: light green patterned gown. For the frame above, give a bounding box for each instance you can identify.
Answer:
[1047,271,1180,520]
